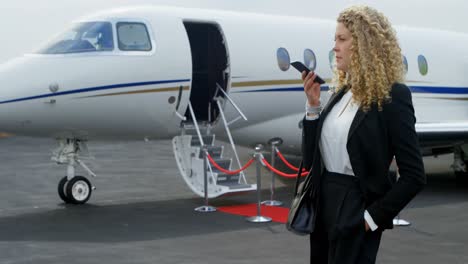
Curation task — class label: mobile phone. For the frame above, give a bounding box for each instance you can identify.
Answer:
[290,61,325,84]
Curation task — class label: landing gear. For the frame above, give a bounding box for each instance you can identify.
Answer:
[58,176,71,203]
[452,145,468,184]
[58,175,93,204]
[53,139,96,204]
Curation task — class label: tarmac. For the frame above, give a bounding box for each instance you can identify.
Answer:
[1,136,468,264]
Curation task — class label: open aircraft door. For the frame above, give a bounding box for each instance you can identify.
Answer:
[182,21,230,125]
[172,20,255,198]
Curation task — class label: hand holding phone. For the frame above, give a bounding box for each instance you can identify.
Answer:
[290,61,325,84]
[291,61,322,107]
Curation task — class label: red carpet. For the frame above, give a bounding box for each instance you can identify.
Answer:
[218,203,290,223]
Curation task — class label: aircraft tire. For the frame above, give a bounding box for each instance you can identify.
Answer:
[65,176,92,204]
[58,176,72,204]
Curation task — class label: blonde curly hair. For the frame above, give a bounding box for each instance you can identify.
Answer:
[334,5,405,112]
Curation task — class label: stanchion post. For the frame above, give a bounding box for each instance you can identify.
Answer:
[246,144,272,223]
[391,157,410,226]
[262,137,283,206]
[195,145,217,212]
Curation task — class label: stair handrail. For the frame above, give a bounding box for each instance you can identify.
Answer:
[215,99,247,184]
[215,83,248,125]
[187,103,218,187]
[174,111,187,121]
[187,102,205,147]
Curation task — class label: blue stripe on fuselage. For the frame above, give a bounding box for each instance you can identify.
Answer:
[0,79,190,104]
[1,81,468,105]
[409,86,468,94]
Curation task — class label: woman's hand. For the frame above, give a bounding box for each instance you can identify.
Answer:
[302,71,322,107]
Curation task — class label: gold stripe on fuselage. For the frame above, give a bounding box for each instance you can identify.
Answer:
[231,79,305,87]
[75,78,437,99]
[76,80,306,99]
[77,86,190,98]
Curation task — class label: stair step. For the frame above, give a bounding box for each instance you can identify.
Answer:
[216,173,240,183]
[191,135,215,146]
[184,127,210,136]
[209,159,231,173]
[218,182,253,190]
[199,146,223,159]
[182,123,211,135]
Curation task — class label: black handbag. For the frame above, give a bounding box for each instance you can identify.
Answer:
[286,162,319,235]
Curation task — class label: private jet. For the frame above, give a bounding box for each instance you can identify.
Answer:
[0,6,467,204]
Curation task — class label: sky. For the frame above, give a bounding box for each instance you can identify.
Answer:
[0,0,466,63]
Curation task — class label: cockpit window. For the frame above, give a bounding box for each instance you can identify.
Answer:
[117,22,152,51]
[38,22,114,54]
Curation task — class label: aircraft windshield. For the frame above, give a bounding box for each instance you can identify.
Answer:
[38,22,114,54]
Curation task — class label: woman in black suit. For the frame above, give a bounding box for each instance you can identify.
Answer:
[301,5,426,264]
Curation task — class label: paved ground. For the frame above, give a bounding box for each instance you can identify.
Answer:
[0,136,467,263]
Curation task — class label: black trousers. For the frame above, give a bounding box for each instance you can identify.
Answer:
[310,171,383,264]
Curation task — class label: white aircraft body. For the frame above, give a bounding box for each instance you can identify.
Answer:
[1,6,468,203]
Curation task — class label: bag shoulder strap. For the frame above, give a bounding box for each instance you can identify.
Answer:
[295,159,324,196]
[293,161,304,195]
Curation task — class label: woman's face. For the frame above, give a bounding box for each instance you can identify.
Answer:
[334,22,353,72]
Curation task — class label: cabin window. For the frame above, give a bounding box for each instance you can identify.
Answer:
[304,49,317,71]
[277,47,290,71]
[418,55,428,76]
[38,22,114,54]
[117,22,152,51]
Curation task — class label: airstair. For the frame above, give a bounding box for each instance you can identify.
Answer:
[172,86,257,198]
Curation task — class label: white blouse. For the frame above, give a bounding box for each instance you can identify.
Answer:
[315,89,379,231]
[319,90,359,176]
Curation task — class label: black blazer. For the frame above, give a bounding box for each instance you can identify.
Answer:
[302,83,426,229]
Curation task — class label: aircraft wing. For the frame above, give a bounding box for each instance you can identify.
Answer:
[416,122,468,155]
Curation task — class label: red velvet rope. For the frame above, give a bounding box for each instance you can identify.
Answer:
[261,158,308,178]
[275,149,304,172]
[206,153,255,175]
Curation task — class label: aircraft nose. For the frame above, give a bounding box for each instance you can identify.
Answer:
[0,56,65,136]
[0,56,56,104]
[0,58,28,103]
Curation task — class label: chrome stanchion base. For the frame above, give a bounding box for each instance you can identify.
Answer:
[194,205,217,212]
[261,200,283,206]
[246,215,272,223]
[393,218,411,226]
